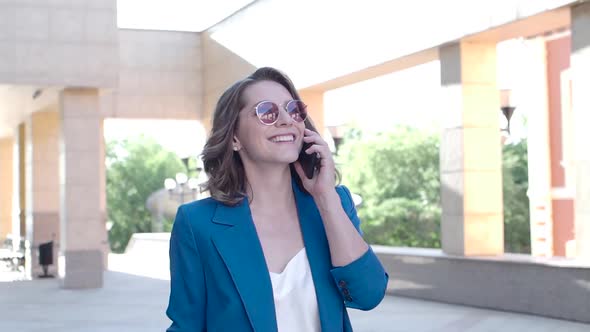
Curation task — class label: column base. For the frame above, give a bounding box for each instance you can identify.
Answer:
[59,250,103,289]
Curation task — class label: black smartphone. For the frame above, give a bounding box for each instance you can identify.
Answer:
[298,141,320,179]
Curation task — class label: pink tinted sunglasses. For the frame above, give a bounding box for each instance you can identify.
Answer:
[254,100,308,125]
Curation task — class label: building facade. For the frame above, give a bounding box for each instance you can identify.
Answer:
[0,1,588,309]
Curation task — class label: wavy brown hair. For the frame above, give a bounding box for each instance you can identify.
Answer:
[201,67,320,206]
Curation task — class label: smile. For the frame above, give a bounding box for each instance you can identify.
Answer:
[269,134,295,143]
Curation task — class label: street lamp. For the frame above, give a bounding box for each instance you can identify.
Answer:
[327,124,348,155]
[327,123,363,208]
[500,89,516,135]
[164,157,204,204]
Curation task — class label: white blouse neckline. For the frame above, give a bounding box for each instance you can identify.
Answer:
[269,247,306,276]
[269,247,321,332]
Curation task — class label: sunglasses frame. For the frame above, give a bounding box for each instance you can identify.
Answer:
[253,99,308,126]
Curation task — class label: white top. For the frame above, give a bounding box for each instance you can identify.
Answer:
[269,248,321,332]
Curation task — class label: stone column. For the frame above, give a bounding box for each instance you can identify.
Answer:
[571,2,590,261]
[0,137,14,239]
[25,110,61,277]
[298,89,325,137]
[17,124,26,240]
[522,38,553,257]
[99,121,109,269]
[59,88,106,289]
[439,41,504,256]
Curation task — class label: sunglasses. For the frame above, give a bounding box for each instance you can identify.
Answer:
[254,100,308,125]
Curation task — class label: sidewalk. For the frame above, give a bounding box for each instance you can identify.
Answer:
[0,255,588,331]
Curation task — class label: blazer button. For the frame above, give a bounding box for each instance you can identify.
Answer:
[345,295,353,302]
[342,288,350,296]
[338,280,347,288]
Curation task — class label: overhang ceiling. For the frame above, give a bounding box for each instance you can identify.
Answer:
[0,86,60,138]
[116,0,255,32]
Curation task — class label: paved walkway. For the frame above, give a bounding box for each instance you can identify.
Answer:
[0,256,588,331]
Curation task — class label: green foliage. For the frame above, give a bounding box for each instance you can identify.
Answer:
[106,136,185,253]
[502,140,530,253]
[339,127,441,247]
[339,126,530,252]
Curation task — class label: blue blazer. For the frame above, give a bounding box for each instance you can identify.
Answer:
[166,182,389,332]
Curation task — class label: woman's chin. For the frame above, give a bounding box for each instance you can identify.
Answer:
[280,157,299,165]
[274,151,300,164]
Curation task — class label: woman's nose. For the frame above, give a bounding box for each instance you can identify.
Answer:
[274,107,294,126]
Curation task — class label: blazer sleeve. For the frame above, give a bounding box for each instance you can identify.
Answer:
[329,185,389,311]
[166,205,206,332]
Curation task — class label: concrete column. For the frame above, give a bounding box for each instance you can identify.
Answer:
[99,121,109,269]
[298,89,325,136]
[18,124,26,240]
[546,35,575,257]
[439,41,504,256]
[522,38,554,257]
[25,110,61,277]
[571,2,590,261]
[0,137,14,239]
[59,88,106,289]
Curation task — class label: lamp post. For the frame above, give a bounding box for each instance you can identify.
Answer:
[327,124,348,155]
[500,89,516,135]
[164,157,204,204]
[326,123,363,208]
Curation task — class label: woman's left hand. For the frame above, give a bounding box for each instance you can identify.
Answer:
[294,128,337,197]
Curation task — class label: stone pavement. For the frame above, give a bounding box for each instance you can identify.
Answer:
[0,255,588,332]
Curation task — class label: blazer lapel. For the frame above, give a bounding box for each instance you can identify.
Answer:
[210,199,277,332]
[293,183,344,332]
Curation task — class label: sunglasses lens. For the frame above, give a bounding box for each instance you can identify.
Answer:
[287,100,307,122]
[256,101,279,124]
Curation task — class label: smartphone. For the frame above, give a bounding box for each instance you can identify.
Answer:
[298,141,321,179]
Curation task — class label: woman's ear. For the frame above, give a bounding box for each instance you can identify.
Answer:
[232,136,241,151]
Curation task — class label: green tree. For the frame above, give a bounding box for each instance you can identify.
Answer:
[338,126,530,252]
[502,140,530,253]
[339,127,441,247]
[106,136,185,253]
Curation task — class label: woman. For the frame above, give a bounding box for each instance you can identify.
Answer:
[166,67,388,332]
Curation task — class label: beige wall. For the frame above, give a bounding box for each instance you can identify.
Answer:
[298,90,325,136]
[0,0,118,88]
[200,31,256,134]
[101,29,203,120]
[0,137,14,239]
[25,108,61,275]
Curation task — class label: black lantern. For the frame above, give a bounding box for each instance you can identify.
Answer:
[327,124,348,155]
[500,89,516,134]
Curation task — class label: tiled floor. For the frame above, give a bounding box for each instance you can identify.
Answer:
[0,255,588,332]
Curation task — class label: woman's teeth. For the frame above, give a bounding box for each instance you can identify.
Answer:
[271,135,294,142]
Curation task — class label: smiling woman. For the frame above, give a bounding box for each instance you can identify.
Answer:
[166,67,388,332]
